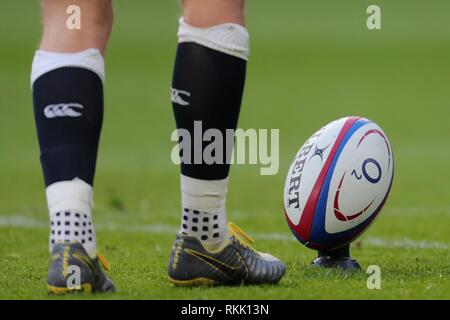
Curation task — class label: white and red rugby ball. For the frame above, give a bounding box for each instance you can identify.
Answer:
[284,116,394,250]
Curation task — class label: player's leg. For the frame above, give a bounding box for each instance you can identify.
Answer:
[172,0,247,249]
[32,0,114,293]
[168,0,285,286]
[182,0,245,27]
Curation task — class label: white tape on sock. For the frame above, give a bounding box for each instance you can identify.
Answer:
[178,18,250,61]
[46,178,97,258]
[31,48,105,87]
[180,175,228,245]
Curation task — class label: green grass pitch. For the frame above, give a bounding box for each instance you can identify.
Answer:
[0,0,449,299]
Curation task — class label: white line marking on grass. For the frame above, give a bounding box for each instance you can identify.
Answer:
[0,215,47,228]
[0,214,448,250]
[363,237,449,250]
[387,207,450,216]
[100,222,179,234]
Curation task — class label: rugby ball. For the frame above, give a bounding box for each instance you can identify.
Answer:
[283,116,394,250]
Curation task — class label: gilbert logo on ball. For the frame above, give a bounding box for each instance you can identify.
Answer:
[284,116,394,250]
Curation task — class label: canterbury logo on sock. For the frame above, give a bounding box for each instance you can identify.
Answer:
[44,103,84,118]
[171,88,191,106]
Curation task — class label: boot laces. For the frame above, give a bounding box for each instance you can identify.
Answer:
[228,222,255,251]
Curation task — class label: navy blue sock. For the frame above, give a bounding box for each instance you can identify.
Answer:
[32,67,103,186]
[171,42,246,180]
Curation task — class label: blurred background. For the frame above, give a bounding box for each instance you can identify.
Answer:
[0,0,449,298]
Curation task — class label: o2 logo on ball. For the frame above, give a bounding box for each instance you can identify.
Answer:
[284,117,394,250]
[360,158,382,183]
[333,128,392,223]
[333,158,380,222]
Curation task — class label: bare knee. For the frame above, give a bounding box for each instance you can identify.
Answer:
[182,0,245,27]
[39,0,113,54]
